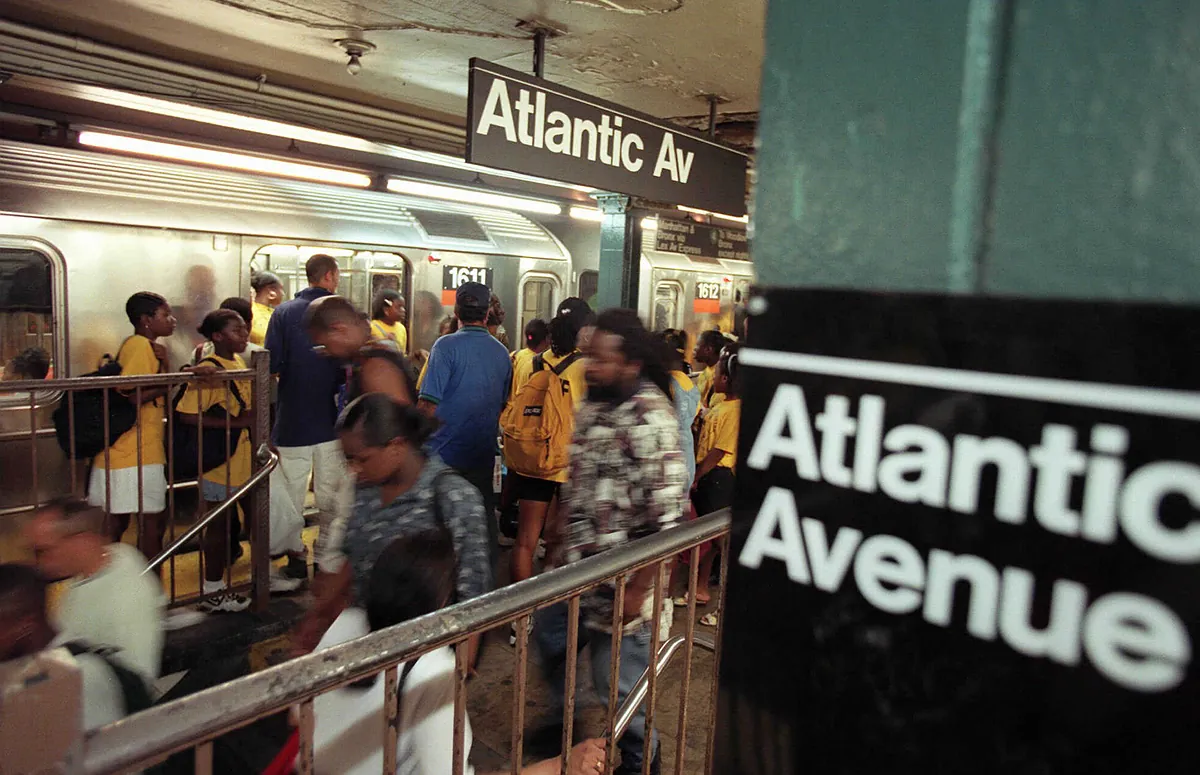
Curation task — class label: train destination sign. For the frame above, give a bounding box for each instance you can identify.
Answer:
[466,59,748,216]
[715,289,1198,774]
[654,219,749,261]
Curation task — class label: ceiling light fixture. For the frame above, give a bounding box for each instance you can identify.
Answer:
[335,38,376,76]
[386,178,563,215]
[677,205,749,224]
[47,82,593,193]
[568,206,604,222]
[640,217,659,230]
[77,131,373,187]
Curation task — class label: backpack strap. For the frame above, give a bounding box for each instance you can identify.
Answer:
[62,640,153,715]
[550,351,582,377]
[192,356,247,413]
[531,352,546,373]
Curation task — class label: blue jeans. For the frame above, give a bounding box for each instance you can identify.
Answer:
[534,602,657,770]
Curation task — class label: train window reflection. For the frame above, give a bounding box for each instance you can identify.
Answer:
[578,270,598,309]
[653,281,681,332]
[520,275,557,340]
[0,247,56,386]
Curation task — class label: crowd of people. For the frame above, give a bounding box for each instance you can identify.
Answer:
[1,252,745,774]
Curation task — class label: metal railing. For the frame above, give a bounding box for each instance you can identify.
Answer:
[81,509,734,775]
[0,350,275,610]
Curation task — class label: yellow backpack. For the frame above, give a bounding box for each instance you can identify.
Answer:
[500,352,581,478]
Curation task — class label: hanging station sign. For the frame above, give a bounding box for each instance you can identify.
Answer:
[466,59,749,216]
[654,219,749,261]
[716,288,1199,774]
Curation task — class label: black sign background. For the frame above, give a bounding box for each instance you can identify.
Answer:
[716,288,1200,774]
[466,59,748,215]
[654,219,749,261]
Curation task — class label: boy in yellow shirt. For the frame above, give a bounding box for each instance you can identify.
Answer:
[175,309,257,612]
[88,292,176,560]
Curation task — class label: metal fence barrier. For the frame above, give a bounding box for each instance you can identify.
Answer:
[81,509,733,775]
[0,350,274,610]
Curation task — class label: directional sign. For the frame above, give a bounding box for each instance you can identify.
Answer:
[716,288,1199,774]
[466,59,748,216]
[654,219,749,261]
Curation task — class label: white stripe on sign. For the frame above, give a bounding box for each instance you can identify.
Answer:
[739,348,1200,421]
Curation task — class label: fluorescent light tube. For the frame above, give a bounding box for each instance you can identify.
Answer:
[640,217,659,230]
[78,131,373,187]
[569,206,604,222]
[60,82,593,193]
[386,178,562,215]
[677,205,749,224]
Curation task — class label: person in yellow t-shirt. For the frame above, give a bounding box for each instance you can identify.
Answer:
[369,288,408,354]
[176,309,256,612]
[692,329,730,412]
[691,344,741,621]
[89,292,176,560]
[249,271,284,347]
[509,318,550,400]
[507,305,594,647]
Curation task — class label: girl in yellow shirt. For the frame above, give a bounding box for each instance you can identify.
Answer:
[691,343,741,623]
[369,288,408,354]
[176,309,256,612]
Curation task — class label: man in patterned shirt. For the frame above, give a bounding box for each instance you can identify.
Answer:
[535,309,687,775]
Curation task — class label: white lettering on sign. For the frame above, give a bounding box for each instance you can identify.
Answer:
[474,77,700,181]
[696,282,721,300]
[737,351,1200,693]
[446,266,491,288]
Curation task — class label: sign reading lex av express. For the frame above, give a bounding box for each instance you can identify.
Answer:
[466,59,749,216]
[715,288,1198,774]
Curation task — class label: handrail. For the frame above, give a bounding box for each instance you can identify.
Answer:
[143,444,279,574]
[83,509,732,775]
[0,369,255,392]
[609,634,718,743]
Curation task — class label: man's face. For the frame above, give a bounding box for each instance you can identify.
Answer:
[585,330,637,402]
[147,304,178,339]
[311,320,360,360]
[24,511,74,581]
[693,339,714,365]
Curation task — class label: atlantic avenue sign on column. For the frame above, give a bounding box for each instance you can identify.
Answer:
[466,59,749,216]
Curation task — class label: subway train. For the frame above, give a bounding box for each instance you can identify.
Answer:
[0,137,752,513]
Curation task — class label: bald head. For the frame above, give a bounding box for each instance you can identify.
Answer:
[25,497,108,581]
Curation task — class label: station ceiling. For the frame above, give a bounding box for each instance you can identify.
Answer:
[1,0,764,145]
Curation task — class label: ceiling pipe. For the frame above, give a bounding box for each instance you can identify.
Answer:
[0,18,465,149]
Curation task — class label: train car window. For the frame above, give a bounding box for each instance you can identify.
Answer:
[653,281,682,332]
[578,270,599,309]
[250,245,409,322]
[519,275,557,337]
[0,247,57,388]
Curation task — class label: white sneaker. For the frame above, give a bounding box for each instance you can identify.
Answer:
[270,566,303,593]
[197,591,250,614]
[509,618,533,646]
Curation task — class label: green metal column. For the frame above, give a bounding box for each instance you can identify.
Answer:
[593,192,644,310]
[753,0,1200,301]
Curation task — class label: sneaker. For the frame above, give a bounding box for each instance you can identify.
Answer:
[270,566,303,593]
[197,591,250,614]
[283,554,309,581]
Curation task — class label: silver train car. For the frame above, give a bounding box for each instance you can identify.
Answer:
[0,138,751,514]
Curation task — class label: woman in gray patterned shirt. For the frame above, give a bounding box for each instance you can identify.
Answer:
[292,393,493,657]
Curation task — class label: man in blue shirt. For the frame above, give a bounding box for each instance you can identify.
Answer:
[417,281,511,558]
[264,254,347,580]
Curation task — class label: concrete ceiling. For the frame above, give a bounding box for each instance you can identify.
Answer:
[0,0,764,135]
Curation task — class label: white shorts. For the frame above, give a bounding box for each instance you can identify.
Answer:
[88,464,167,514]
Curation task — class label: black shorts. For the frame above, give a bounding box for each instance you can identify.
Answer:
[510,472,560,503]
[692,467,735,516]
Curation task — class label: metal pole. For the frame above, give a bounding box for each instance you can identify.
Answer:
[708,95,719,139]
[250,350,272,612]
[534,29,547,79]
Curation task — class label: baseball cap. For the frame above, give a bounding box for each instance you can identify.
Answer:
[456,282,490,309]
[556,297,594,329]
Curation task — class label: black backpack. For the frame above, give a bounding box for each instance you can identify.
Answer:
[168,357,246,481]
[62,640,154,716]
[52,355,139,460]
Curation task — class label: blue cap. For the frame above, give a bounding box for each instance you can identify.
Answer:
[456,281,490,308]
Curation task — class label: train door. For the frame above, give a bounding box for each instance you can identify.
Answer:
[517,273,559,340]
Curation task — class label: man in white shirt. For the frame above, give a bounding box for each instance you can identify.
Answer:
[0,563,126,731]
[24,496,165,685]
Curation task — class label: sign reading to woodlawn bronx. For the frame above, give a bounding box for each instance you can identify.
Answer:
[466,59,749,216]
[716,288,1199,774]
